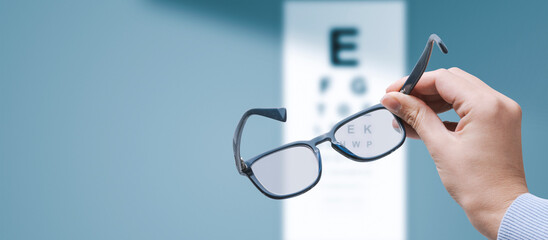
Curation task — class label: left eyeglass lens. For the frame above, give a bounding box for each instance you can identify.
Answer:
[250,145,319,197]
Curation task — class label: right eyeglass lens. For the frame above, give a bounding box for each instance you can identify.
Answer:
[250,145,319,197]
[334,108,405,159]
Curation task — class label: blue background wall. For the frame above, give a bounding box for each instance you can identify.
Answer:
[1,0,546,239]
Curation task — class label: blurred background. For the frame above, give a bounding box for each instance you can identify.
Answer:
[1,0,547,239]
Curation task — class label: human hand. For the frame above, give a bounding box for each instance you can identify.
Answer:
[381,68,529,240]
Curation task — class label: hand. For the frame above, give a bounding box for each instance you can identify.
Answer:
[381,68,529,240]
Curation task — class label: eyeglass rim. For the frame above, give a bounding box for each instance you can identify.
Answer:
[330,104,407,162]
[245,143,322,199]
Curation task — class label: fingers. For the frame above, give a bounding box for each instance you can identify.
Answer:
[398,118,459,140]
[386,72,440,96]
[401,121,419,139]
[424,99,453,114]
[387,68,486,95]
[388,68,482,119]
[447,67,491,90]
[381,92,451,145]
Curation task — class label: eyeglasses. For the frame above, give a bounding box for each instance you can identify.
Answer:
[233,34,448,199]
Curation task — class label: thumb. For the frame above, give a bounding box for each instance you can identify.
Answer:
[381,92,450,144]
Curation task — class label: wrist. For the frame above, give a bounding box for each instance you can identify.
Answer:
[461,186,528,240]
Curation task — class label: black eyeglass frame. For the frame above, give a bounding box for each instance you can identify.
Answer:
[233,34,448,199]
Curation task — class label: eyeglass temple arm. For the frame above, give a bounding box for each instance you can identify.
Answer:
[400,34,449,95]
[233,108,287,175]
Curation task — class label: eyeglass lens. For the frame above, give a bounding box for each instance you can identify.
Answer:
[250,145,319,196]
[334,109,404,159]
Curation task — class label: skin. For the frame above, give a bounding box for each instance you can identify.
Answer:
[380,67,529,240]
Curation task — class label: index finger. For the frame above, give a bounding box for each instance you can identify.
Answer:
[386,70,443,95]
[387,69,483,118]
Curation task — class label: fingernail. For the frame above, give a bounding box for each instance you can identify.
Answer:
[381,94,401,113]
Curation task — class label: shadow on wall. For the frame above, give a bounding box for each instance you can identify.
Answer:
[150,0,282,37]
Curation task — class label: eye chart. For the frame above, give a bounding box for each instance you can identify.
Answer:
[283,2,406,240]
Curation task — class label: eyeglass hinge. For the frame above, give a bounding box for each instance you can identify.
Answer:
[240,158,248,171]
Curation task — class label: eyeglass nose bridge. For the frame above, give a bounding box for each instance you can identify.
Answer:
[308,133,363,161]
[310,133,332,146]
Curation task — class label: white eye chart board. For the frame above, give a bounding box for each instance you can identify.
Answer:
[283,1,406,240]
